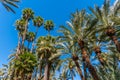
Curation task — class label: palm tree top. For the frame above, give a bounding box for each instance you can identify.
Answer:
[44,20,54,32]
[22,8,34,20]
[15,19,26,32]
[26,32,35,42]
[33,16,44,27]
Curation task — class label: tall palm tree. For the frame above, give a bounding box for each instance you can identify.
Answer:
[31,16,44,52]
[57,30,85,80]
[15,18,26,55]
[59,10,100,80]
[44,20,54,35]
[21,8,34,48]
[36,36,55,80]
[89,0,120,53]
[0,0,20,13]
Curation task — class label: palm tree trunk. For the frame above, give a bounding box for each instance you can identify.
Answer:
[72,54,85,80]
[22,20,28,49]
[81,48,100,80]
[44,63,51,80]
[16,34,21,55]
[94,47,104,66]
[83,62,87,80]
[110,36,120,53]
[31,27,39,53]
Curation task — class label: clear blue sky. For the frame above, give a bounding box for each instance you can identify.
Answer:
[0,0,114,70]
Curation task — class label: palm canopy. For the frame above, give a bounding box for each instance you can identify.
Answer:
[15,19,26,33]
[33,16,44,27]
[0,0,20,13]
[89,0,120,38]
[59,10,97,52]
[36,35,60,60]
[44,20,54,34]
[22,8,34,20]
[13,52,37,78]
[26,32,35,42]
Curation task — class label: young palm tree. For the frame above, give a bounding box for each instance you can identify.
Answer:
[44,20,54,35]
[0,0,20,13]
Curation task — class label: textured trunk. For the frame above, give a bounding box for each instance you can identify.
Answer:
[74,60,85,80]
[72,54,85,80]
[22,20,28,48]
[44,63,50,80]
[78,40,100,80]
[94,47,104,66]
[82,48,100,80]
[83,62,87,80]
[38,64,42,80]
[106,28,120,53]
[16,34,21,56]
[110,36,120,53]
[31,27,39,53]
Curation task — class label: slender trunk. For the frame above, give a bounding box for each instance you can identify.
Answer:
[22,20,28,49]
[81,48,100,80]
[16,34,21,56]
[94,47,104,66]
[72,54,85,80]
[44,63,51,80]
[31,27,39,53]
[110,36,120,53]
[83,62,87,80]
[39,64,42,80]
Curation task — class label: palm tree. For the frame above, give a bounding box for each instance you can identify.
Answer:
[31,16,44,52]
[21,8,34,48]
[26,32,35,49]
[11,52,37,80]
[36,35,62,80]
[89,0,120,53]
[44,20,54,35]
[0,0,20,13]
[57,30,85,80]
[59,10,100,80]
[15,19,26,54]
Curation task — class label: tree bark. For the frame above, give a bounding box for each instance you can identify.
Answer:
[110,36,120,53]
[22,20,28,49]
[81,48,100,80]
[72,54,85,80]
[94,47,104,66]
[44,63,51,80]
[31,27,39,53]
[83,62,87,80]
